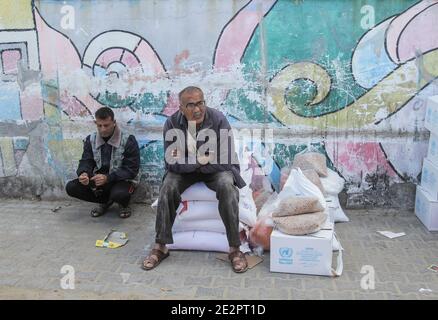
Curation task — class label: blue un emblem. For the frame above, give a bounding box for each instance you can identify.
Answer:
[279,247,293,258]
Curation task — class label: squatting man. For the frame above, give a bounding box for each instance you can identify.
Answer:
[142,86,249,273]
[66,107,140,218]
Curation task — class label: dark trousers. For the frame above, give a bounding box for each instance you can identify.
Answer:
[156,171,241,247]
[66,179,135,208]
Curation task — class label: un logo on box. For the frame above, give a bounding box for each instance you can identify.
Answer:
[279,247,293,258]
[279,247,293,264]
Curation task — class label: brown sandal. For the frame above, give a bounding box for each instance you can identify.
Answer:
[229,250,248,273]
[141,248,169,271]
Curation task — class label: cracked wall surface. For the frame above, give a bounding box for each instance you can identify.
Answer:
[1,0,437,208]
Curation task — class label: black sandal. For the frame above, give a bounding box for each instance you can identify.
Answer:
[90,201,112,217]
[119,205,131,218]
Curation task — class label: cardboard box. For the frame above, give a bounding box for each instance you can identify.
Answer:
[420,158,438,200]
[427,132,438,166]
[270,221,342,276]
[425,96,438,136]
[415,186,438,231]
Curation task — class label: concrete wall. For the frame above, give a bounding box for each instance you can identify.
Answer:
[0,0,437,208]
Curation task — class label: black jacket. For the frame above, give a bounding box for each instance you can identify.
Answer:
[163,107,246,189]
[77,134,140,183]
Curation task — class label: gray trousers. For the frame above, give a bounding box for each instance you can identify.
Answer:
[155,171,241,247]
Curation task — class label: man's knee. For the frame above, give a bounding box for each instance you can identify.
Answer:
[216,173,236,193]
[159,183,180,200]
[109,186,131,204]
[65,180,80,197]
[159,174,183,199]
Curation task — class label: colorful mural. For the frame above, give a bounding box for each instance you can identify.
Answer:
[0,0,437,204]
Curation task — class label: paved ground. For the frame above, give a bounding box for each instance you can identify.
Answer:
[0,198,437,300]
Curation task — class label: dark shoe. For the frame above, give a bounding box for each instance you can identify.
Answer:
[90,201,113,217]
[229,250,248,273]
[119,204,131,218]
[141,248,169,271]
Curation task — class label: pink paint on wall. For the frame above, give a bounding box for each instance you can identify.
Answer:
[35,8,81,80]
[397,4,438,62]
[386,0,438,63]
[121,51,140,68]
[134,40,166,76]
[325,141,400,183]
[162,92,179,116]
[60,91,91,118]
[1,50,21,75]
[95,48,124,68]
[213,0,276,71]
[20,85,44,120]
[35,8,105,117]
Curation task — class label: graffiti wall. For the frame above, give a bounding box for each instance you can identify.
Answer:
[0,0,437,207]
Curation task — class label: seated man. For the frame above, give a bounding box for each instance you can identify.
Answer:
[142,86,248,273]
[66,107,140,218]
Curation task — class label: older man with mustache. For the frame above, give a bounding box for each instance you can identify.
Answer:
[142,86,248,273]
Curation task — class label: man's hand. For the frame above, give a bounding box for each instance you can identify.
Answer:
[197,151,215,165]
[78,172,89,186]
[90,174,108,187]
[172,149,180,158]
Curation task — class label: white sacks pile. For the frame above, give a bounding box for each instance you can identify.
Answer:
[157,181,256,253]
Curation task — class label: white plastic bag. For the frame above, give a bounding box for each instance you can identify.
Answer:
[282,168,327,209]
[257,192,279,219]
[326,195,349,223]
[320,168,345,195]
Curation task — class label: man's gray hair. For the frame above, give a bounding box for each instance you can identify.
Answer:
[178,86,203,102]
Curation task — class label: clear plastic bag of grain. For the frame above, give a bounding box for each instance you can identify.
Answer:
[272,196,324,217]
[273,211,327,235]
[292,152,328,177]
[302,169,326,195]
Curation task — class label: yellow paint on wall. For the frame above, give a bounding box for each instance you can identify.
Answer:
[270,48,438,129]
[44,102,61,120]
[0,137,17,177]
[0,0,34,29]
[48,139,84,168]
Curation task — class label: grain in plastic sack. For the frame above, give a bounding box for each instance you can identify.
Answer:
[257,192,278,219]
[273,211,327,235]
[280,167,325,195]
[292,149,328,177]
[271,196,324,217]
[282,168,327,210]
[302,169,325,195]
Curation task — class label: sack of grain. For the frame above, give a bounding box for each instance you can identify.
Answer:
[292,152,328,177]
[272,196,324,217]
[273,211,327,235]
